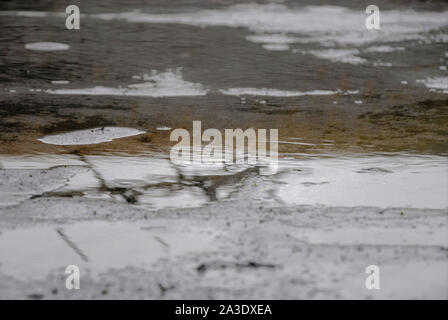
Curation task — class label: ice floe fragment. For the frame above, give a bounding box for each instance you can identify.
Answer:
[38,127,145,146]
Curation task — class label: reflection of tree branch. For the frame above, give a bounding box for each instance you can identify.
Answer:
[77,153,108,191]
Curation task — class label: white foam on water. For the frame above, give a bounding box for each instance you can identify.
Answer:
[51,80,70,85]
[0,221,218,280]
[364,45,405,53]
[4,5,447,47]
[0,11,64,18]
[24,42,70,51]
[37,127,145,146]
[262,43,290,51]
[46,69,208,97]
[293,226,447,247]
[303,49,366,65]
[417,77,448,93]
[89,4,447,46]
[219,88,337,97]
[247,33,296,50]
[373,61,393,67]
[246,34,298,44]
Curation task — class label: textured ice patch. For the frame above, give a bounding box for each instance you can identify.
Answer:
[25,42,70,51]
[38,127,145,146]
[220,88,337,97]
[417,77,448,93]
[46,69,208,97]
[302,49,366,65]
[246,34,298,44]
[430,34,448,43]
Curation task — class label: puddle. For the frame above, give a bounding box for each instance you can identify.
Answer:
[271,154,448,209]
[24,42,70,51]
[292,226,447,247]
[38,127,145,146]
[0,221,218,280]
[0,154,248,208]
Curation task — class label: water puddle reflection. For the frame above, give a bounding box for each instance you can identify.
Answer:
[0,153,446,209]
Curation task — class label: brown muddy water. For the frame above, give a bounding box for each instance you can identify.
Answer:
[0,0,447,299]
